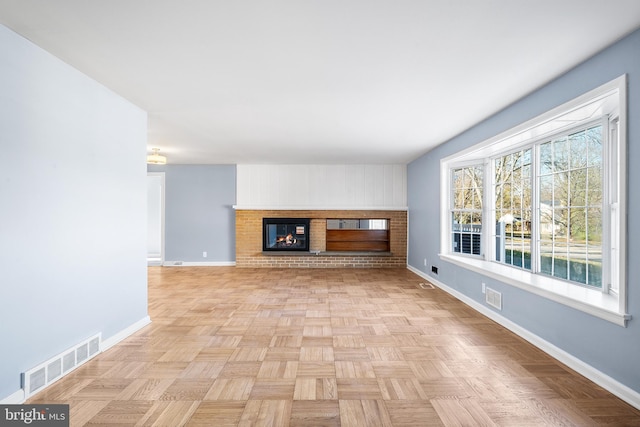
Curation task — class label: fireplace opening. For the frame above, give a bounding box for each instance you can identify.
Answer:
[263,218,310,252]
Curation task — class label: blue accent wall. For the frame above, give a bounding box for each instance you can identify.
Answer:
[147,164,236,263]
[0,25,148,400]
[408,28,640,393]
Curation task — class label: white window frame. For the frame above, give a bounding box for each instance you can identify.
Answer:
[439,75,629,326]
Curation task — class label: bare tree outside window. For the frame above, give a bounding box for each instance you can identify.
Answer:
[494,149,532,270]
[451,165,483,255]
[538,125,603,287]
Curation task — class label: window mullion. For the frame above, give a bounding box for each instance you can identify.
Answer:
[531,144,540,274]
[520,154,526,268]
[602,116,613,294]
[484,159,493,261]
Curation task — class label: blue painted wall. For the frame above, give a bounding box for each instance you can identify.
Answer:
[408,28,640,393]
[0,25,148,400]
[147,164,236,263]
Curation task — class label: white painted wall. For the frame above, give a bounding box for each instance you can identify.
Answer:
[236,164,407,209]
[0,25,148,401]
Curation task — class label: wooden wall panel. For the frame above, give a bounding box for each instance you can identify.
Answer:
[326,230,390,252]
[236,164,407,209]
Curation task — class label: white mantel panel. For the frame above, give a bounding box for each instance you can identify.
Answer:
[236,164,407,209]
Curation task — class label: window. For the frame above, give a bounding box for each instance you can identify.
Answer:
[493,149,532,270]
[491,126,603,285]
[451,165,483,256]
[439,76,628,326]
[538,125,603,287]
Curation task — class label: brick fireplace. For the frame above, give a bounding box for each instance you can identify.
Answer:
[235,209,407,268]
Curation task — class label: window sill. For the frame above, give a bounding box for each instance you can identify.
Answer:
[439,253,630,327]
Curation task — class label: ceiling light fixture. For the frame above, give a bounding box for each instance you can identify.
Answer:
[147,148,167,165]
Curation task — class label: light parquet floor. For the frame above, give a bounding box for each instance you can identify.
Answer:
[29,267,640,426]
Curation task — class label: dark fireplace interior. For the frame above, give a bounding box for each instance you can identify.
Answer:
[263,218,310,252]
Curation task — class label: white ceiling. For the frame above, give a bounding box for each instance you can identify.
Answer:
[1,1,640,164]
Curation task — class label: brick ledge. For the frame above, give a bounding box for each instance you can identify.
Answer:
[262,251,393,257]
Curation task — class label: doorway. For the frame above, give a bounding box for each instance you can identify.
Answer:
[147,172,165,265]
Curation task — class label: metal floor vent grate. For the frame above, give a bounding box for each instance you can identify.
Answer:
[485,287,502,310]
[22,333,101,399]
[418,282,435,290]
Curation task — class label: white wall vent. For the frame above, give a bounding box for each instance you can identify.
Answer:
[22,333,101,399]
[62,351,75,373]
[485,287,502,310]
[46,359,61,383]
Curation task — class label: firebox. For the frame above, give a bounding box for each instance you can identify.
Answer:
[263,218,310,252]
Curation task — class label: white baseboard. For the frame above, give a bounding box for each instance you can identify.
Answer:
[407,265,640,410]
[0,388,25,404]
[0,316,151,405]
[163,261,236,267]
[101,315,151,351]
